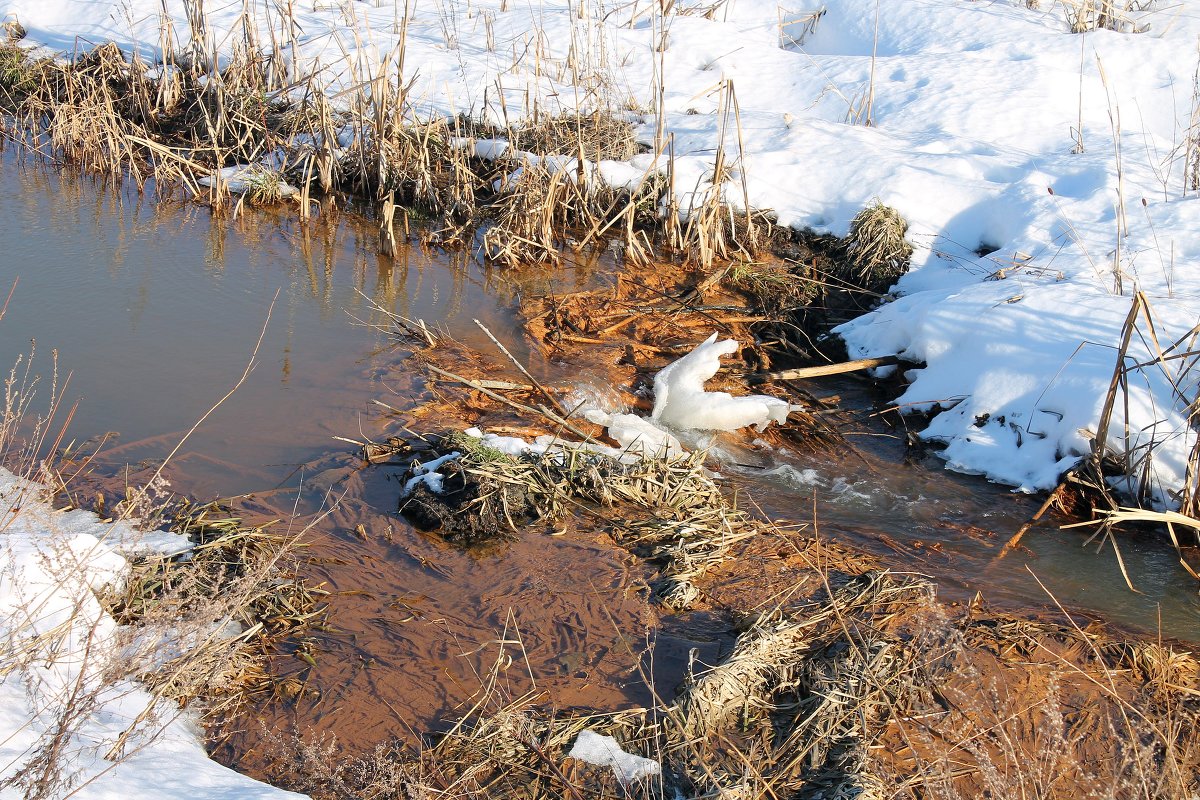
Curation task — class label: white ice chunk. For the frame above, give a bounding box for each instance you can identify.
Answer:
[463,431,552,455]
[652,333,792,432]
[198,165,298,197]
[584,409,683,457]
[401,451,461,496]
[568,730,661,787]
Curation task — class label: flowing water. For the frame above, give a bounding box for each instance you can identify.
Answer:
[2,153,1197,769]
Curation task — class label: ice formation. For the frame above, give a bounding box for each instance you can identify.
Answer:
[401,451,461,496]
[584,408,683,457]
[568,730,661,787]
[652,333,792,432]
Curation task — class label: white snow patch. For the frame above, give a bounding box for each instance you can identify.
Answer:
[0,469,306,800]
[401,451,462,496]
[568,729,661,787]
[653,334,793,432]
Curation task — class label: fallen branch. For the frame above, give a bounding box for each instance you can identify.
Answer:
[749,356,900,383]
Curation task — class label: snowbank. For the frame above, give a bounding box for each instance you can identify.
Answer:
[0,470,307,800]
[6,0,1200,499]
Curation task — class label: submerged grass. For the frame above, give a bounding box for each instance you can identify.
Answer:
[266,565,1200,800]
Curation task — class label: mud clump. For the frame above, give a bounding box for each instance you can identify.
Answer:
[399,461,535,546]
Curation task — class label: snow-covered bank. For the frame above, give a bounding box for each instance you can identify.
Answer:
[5,0,1200,500]
[0,471,306,800]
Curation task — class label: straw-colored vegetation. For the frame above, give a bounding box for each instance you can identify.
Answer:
[1061,0,1153,34]
[0,2,907,276]
[103,501,327,710]
[842,200,913,295]
[398,437,758,610]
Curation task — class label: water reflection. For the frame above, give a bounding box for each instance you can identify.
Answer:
[0,153,517,498]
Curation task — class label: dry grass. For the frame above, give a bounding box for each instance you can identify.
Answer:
[1061,0,1153,34]
[726,261,819,313]
[0,17,785,273]
[261,564,1200,800]
[842,200,913,294]
[398,435,759,610]
[103,500,327,711]
[1056,291,1200,587]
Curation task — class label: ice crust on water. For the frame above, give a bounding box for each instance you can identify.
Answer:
[568,730,661,786]
[197,164,299,196]
[652,334,792,432]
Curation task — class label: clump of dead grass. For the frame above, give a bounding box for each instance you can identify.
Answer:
[399,436,759,609]
[843,200,913,294]
[726,260,819,313]
[505,110,642,163]
[104,500,327,711]
[1062,0,1153,34]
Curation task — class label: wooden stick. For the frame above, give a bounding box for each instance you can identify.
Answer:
[749,356,899,383]
[474,319,564,414]
[991,482,1063,564]
[424,364,595,443]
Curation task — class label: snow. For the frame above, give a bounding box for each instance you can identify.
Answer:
[400,451,462,496]
[652,333,794,432]
[4,0,1200,501]
[0,469,307,800]
[197,165,298,197]
[567,729,660,787]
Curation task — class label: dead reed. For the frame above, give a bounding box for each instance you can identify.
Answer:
[103,500,328,711]
[0,16,787,273]
[399,434,759,609]
[842,200,913,294]
[1059,291,1200,587]
[1062,0,1153,34]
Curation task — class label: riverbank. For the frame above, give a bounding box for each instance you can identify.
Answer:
[0,466,314,799]
[5,0,1200,510]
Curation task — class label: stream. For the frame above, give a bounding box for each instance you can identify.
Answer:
[2,152,1197,770]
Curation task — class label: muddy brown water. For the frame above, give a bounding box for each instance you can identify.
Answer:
[2,154,1197,773]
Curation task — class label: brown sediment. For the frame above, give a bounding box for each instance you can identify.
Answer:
[245,536,1200,800]
[50,245,1200,799]
[224,257,1194,799]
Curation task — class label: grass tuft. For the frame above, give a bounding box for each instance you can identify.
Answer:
[843,200,913,294]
